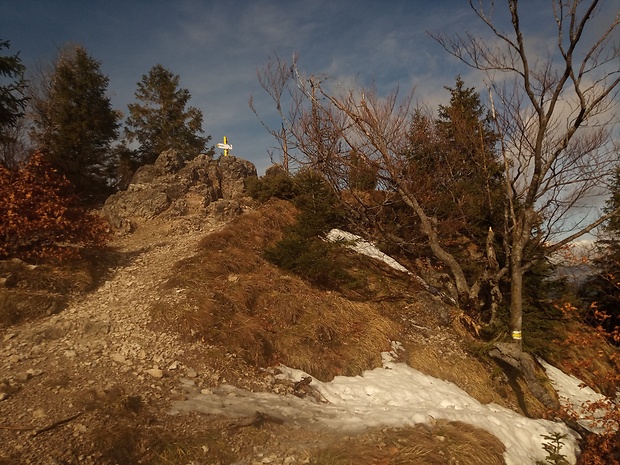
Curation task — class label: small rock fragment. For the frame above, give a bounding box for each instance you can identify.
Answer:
[145,368,163,379]
[110,353,126,364]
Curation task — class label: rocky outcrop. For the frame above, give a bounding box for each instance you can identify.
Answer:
[102,150,257,232]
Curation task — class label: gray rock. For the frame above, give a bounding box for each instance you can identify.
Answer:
[102,152,257,231]
[218,156,257,200]
[206,199,243,221]
[154,149,185,175]
[130,164,157,184]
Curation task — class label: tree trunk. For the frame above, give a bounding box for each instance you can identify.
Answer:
[398,187,470,300]
[489,342,560,413]
[509,244,524,347]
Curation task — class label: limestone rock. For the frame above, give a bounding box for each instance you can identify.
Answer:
[206,199,243,221]
[145,368,164,379]
[154,149,185,175]
[102,151,257,231]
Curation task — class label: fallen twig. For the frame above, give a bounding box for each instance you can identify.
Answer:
[33,411,83,436]
[0,424,33,431]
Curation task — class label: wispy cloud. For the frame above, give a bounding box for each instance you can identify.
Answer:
[9,0,604,174]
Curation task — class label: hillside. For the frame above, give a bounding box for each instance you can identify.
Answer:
[0,155,616,465]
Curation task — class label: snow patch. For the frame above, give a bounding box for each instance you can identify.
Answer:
[326,229,409,273]
[540,358,610,433]
[170,351,580,465]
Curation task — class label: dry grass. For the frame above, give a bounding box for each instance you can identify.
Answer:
[310,421,506,465]
[155,199,402,380]
[404,341,548,417]
[0,291,66,327]
[0,255,106,328]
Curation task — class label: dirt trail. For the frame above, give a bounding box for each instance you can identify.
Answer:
[0,212,511,465]
[1,216,323,464]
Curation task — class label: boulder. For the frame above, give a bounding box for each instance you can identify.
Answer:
[154,149,185,175]
[218,156,257,200]
[206,199,243,221]
[102,151,257,231]
[130,165,158,185]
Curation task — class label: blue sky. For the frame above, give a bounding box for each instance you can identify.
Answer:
[2,1,615,174]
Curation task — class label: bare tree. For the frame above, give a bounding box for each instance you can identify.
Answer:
[252,0,619,351]
[249,53,301,173]
[251,54,506,309]
[0,118,31,169]
[433,0,620,345]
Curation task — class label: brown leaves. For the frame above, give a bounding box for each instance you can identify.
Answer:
[0,152,110,261]
[554,300,620,465]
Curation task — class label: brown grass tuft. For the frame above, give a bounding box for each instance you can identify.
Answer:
[0,256,101,328]
[310,421,506,465]
[0,291,66,327]
[155,199,402,380]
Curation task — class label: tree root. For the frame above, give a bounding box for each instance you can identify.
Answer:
[489,342,560,412]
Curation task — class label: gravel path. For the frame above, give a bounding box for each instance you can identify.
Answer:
[0,216,321,464]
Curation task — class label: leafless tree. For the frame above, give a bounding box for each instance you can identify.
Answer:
[433,0,620,345]
[0,118,31,169]
[252,0,619,355]
[249,53,301,173]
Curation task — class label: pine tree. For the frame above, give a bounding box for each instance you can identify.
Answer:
[125,64,210,165]
[30,45,119,202]
[348,149,378,191]
[583,166,620,340]
[405,76,503,244]
[0,39,28,168]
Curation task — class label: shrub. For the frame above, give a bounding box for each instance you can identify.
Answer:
[264,233,351,289]
[246,164,296,202]
[0,152,110,261]
[262,168,349,289]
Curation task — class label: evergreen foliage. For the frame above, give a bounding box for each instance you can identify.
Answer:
[348,150,378,191]
[0,39,28,167]
[263,169,349,289]
[29,45,119,202]
[397,77,507,317]
[0,40,27,135]
[404,76,503,246]
[245,164,296,202]
[125,64,210,166]
[581,166,620,341]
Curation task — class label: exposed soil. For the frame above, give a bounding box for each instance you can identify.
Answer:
[0,212,507,465]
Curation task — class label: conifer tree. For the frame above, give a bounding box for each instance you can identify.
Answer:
[0,39,28,168]
[584,166,620,338]
[405,76,503,245]
[30,45,119,202]
[125,64,210,165]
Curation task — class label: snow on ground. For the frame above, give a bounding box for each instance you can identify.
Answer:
[281,350,580,465]
[540,359,610,433]
[170,348,581,465]
[326,228,458,304]
[169,230,610,464]
[326,229,410,273]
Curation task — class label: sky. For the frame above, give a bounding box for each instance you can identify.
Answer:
[3,1,617,175]
[0,0,564,175]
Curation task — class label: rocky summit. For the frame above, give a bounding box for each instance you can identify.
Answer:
[102,149,257,233]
